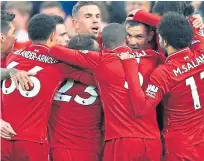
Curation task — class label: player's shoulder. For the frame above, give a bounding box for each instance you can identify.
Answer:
[151,64,169,82]
[134,49,159,58]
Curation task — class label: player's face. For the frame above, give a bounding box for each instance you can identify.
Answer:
[125,1,151,13]
[40,7,65,19]
[159,34,168,57]
[1,23,16,56]
[73,5,101,37]
[55,24,70,46]
[126,25,149,50]
[7,8,28,30]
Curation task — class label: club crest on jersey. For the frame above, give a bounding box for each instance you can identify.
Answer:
[79,50,89,54]
[146,84,158,98]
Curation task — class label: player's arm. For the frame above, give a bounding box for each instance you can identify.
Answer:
[1,68,17,80]
[189,15,204,53]
[127,9,161,27]
[0,119,16,140]
[50,45,101,70]
[57,63,96,86]
[1,68,36,90]
[120,54,166,117]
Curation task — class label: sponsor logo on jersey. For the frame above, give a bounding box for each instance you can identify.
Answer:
[146,84,158,99]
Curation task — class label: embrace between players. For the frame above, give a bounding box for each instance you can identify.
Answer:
[1,1,204,161]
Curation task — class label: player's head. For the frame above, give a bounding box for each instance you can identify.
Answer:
[1,10,16,58]
[158,12,193,56]
[28,14,56,47]
[5,1,32,30]
[102,23,127,50]
[125,20,154,50]
[72,1,101,37]
[52,15,69,46]
[40,1,65,19]
[125,1,151,14]
[152,1,194,17]
[68,34,100,51]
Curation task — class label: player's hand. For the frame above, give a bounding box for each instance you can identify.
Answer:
[9,70,36,91]
[192,14,204,29]
[0,119,16,140]
[126,9,140,21]
[118,52,135,60]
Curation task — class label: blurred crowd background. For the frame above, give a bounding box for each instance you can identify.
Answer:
[1,1,204,49]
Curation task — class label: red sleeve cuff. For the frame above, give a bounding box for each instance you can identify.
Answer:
[133,10,161,27]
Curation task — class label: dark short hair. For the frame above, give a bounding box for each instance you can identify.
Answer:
[125,20,152,34]
[72,1,98,18]
[52,15,64,24]
[152,2,194,17]
[102,23,127,49]
[68,34,99,51]
[28,14,56,41]
[40,1,63,11]
[158,12,193,50]
[1,10,15,34]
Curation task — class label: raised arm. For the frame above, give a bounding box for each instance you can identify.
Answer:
[127,9,161,27]
[57,63,96,86]
[120,54,166,117]
[50,45,101,70]
[189,15,204,54]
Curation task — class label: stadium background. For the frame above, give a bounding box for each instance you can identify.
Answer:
[1,1,204,50]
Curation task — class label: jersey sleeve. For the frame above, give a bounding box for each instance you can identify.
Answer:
[133,10,161,27]
[50,46,101,70]
[188,17,204,54]
[57,63,96,86]
[122,59,168,117]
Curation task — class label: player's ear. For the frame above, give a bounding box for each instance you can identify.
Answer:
[163,39,168,47]
[0,33,6,43]
[50,32,56,42]
[72,19,79,31]
[147,31,154,42]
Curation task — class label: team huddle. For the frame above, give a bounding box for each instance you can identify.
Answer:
[1,1,204,161]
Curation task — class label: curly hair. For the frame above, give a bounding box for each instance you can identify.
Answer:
[28,14,56,41]
[152,2,194,17]
[158,12,193,50]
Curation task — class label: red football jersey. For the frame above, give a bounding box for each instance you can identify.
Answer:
[49,46,161,141]
[132,49,163,89]
[122,47,204,152]
[49,79,103,154]
[1,43,93,143]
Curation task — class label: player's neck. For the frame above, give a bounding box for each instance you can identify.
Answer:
[32,40,48,46]
[1,53,6,60]
[0,49,7,60]
[167,46,178,56]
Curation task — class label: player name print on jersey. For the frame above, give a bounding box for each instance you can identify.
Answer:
[14,49,58,64]
[173,54,204,77]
